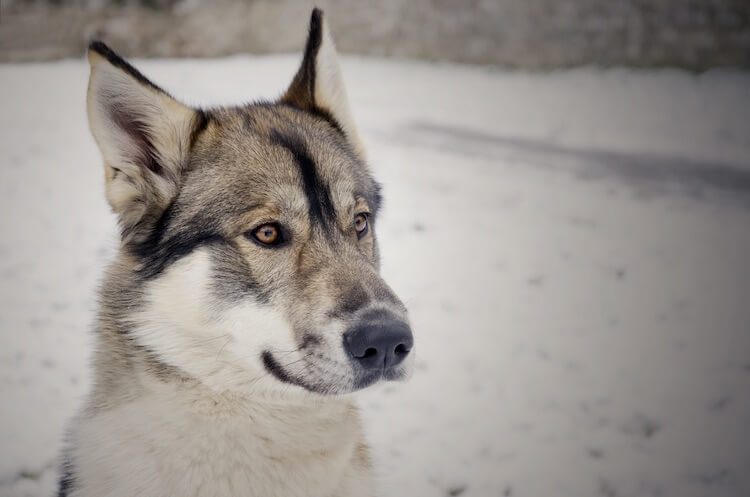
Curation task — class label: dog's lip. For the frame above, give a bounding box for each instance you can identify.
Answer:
[262,349,406,394]
[262,349,350,395]
[261,350,311,391]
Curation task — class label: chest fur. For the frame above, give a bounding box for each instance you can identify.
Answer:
[68,389,368,497]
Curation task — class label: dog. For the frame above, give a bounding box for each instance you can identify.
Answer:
[58,8,414,497]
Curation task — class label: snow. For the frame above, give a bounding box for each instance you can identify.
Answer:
[1,55,749,497]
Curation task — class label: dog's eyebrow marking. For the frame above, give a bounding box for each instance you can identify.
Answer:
[270,129,335,229]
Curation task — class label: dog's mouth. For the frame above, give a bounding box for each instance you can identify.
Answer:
[261,351,316,391]
[261,349,410,395]
[261,311,414,395]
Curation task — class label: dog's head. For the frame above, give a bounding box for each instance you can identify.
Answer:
[87,9,413,397]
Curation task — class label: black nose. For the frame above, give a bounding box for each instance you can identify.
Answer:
[344,317,413,370]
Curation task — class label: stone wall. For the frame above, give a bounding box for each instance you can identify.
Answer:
[2,0,749,69]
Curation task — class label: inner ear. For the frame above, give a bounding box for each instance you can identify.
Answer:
[109,106,164,176]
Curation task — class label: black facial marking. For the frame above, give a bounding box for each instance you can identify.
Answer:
[262,349,343,395]
[139,232,223,279]
[89,40,165,94]
[131,203,223,279]
[270,129,336,229]
[262,350,303,387]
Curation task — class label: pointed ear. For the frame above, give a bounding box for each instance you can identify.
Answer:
[281,9,365,158]
[86,41,206,244]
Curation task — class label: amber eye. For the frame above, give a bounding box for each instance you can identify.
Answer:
[250,223,283,247]
[354,213,369,238]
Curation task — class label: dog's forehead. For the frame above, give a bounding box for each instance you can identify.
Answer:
[178,104,376,226]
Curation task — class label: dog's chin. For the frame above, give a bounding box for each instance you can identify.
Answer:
[352,364,412,391]
[261,350,412,396]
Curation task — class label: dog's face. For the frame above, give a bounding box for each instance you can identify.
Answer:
[87,10,413,397]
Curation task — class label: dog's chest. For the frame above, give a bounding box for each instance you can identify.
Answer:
[71,389,365,497]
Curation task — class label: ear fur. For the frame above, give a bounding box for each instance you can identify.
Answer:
[281,9,365,158]
[86,41,206,244]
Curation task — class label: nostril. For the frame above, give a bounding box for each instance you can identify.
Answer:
[394,343,410,356]
[360,347,378,359]
[344,316,413,371]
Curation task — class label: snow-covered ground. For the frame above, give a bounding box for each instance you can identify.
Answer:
[1,56,749,497]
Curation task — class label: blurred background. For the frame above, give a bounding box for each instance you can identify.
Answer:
[1,1,749,497]
[2,0,750,69]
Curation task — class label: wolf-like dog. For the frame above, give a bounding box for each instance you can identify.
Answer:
[58,9,414,497]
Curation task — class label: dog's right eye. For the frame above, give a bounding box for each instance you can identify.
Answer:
[248,223,284,247]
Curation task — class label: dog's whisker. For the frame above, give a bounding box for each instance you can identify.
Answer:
[192,333,231,345]
[215,335,233,362]
[267,345,305,355]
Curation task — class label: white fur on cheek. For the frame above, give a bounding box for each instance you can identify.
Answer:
[129,249,295,394]
[215,299,302,394]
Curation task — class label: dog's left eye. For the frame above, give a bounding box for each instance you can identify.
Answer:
[354,213,369,238]
[248,223,284,247]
